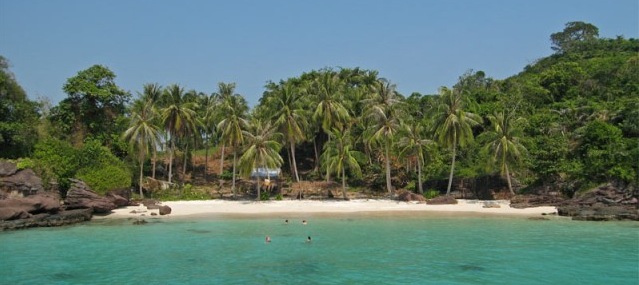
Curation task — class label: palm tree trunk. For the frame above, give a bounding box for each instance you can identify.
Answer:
[312,137,319,172]
[417,158,423,194]
[139,150,145,199]
[256,176,260,201]
[232,150,237,198]
[385,142,392,197]
[446,142,457,195]
[152,148,157,179]
[182,143,188,178]
[219,143,225,175]
[168,138,174,183]
[505,163,514,195]
[204,135,209,181]
[291,141,300,182]
[342,167,347,200]
[325,136,331,182]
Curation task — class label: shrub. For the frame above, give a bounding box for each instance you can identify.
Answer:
[16,158,36,170]
[220,170,233,180]
[260,191,270,201]
[424,189,440,199]
[76,164,131,195]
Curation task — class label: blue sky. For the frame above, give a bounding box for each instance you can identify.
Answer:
[1,0,637,107]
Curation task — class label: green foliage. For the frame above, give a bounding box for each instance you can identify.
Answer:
[220,170,234,180]
[275,193,283,200]
[16,157,36,170]
[76,164,131,195]
[153,184,211,201]
[424,189,440,199]
[0,56,40,158]
[260,191,270,201]
[49,64,130,146]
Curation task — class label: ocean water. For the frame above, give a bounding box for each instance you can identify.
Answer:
[0,213,637,285]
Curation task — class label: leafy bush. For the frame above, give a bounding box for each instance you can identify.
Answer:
[220,170,233,180]
[260,191,270,201]
[76,164,131,195]
[405,181,416,191]
[16,158,36,170]
[424,189,440,199]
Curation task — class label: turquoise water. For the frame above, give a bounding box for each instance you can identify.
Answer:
[1,213,637,285]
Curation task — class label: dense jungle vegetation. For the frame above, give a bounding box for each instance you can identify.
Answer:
[1,22,637,200]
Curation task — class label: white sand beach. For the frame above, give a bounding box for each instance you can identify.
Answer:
[98,199,558,219]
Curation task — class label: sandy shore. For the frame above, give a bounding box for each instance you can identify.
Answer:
[96,199,558,219]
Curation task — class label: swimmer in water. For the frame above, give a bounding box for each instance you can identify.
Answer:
[265,236,271,243]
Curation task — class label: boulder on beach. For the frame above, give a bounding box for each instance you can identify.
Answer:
[64,179,116,214]
[396,191,426,202]
[159,205,172,215]
[427,195,458,205]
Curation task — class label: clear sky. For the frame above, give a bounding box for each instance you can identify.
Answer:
[1,0,637,107]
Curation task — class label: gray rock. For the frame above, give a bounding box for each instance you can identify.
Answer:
[0,168,44,196]
[64,179,116,214]
[159,205,172,215]
[0,161,18,177]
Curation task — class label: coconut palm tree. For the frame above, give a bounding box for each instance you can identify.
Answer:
[238,119,283,201]
[398,123,434,194]
[213,82,240,175]
[483,111,527,195]
[217,89,248,198]
[311,71,350,181]
[268,82,309,182]
[123,99,162,198]
[160,84,198,183]
[322,127,363,200]
[364,79,403,197]
[139,83,163,179]
[433,88,482,195]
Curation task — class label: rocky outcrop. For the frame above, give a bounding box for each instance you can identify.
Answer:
[106,192,129,208]
[0,208,92,231]
[510,193,566,209]
[0,193,61,220]
[159,205,172,215]
[0,161,18,176]
[396,191,426,202]
[555,183,638,221]
[427,196,458,205]
[0,168,44,195]
[64,179,116,214]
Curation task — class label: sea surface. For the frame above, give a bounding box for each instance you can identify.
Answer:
[1,213,637,285]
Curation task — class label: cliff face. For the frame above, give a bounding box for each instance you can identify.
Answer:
[0,161,129,231]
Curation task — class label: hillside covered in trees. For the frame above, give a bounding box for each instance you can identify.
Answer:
[1,22,637,201]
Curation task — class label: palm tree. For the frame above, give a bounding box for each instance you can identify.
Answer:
[483,111,527,195]
[198,92,216,181]
[311,71,350,181]
[269,82,308,182]
[217,88,249,198]
[160,84,198,183]
[398,123,434,194]
[238,119,283,201]
[322,127,363,199]
[364,79,403,197]
[123,99,162,198]
[433,88,482,195]
[213,82,239,175]
[139,83,163,179]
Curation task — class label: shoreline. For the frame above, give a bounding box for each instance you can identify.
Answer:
[94,199,558,220]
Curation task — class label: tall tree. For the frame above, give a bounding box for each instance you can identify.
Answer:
[217,86,248,197]
[160,84,197,183]
[213,82,240,175]
[364,79,403,196]
[139,83,163,179]
[322,127,363,199]
[483,111,527,195]
[311,71,350,181]
[268,82,308,182]
[433,88,482,195]
[551,21,599,53]
[123,99,162,198]
[398,123,434,194]
[238,120,283,201]
[0,56,39,158]
[51,64,130,146]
